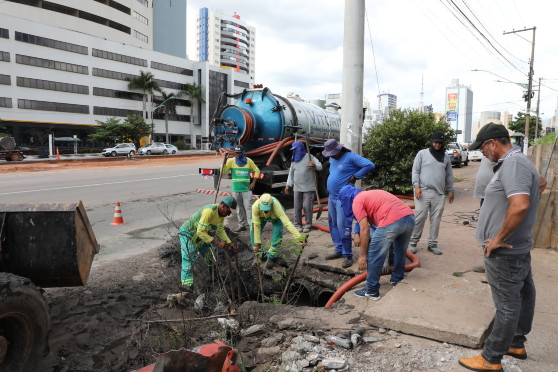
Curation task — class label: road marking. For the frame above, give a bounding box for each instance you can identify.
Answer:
[0,174,199,196]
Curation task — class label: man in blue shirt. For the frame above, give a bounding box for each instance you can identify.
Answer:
[322,139,375,268]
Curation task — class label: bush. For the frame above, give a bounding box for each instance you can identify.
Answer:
[174,140,187,150]
[362,109,455,195]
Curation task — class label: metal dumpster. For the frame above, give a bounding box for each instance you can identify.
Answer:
[0,201,100,287]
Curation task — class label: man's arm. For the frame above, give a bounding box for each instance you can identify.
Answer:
[484,194,530,256]
[249,159,260,190]
[357,217,370,271]
[352,155,375,180]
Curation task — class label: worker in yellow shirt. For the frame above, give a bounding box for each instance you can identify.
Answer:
[251,193,306,269]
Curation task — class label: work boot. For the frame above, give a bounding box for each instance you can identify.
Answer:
[302,226,311,233]
[507,347,527,360]
[295,225,303,233]
[325,252,343,260]
[265,257,277,270]
[342,258,353,268]
[234,225,246,232]
[408,244,417,254]
[458,355,502,371]
[428,245,443,255]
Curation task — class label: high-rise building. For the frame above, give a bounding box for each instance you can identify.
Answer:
[153,0,187,58]
[445,79,473,143]
[197,8,256,86]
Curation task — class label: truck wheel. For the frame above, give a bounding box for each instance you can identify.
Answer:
[10,153,23,161]
[0,273,51,372]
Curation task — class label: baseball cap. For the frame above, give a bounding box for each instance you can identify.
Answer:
[469,123,509,150]
[431,131,445,143]
[234,145,244,153]
[259,193,273,211]
[221,195,237,209]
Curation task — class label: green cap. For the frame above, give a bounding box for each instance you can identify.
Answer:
[221,195,237,209]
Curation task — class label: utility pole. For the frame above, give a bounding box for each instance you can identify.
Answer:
[535,77,542,140]
[504,27,536,155]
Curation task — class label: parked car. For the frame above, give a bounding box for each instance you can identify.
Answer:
[102,143,136,157]
[137,142,168,155]
[446,142,469,167]
[164,143,178,154]
[468,149,484,161]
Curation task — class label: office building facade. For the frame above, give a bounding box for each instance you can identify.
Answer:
[197,8,256,86]
[445,79,473,143]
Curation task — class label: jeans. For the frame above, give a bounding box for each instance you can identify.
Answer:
[482,252,536,364]
[293,191,315,228]
[233,191,253,227]
[365,215,415,293]
[328,197,353,258]
[410,188,446,247]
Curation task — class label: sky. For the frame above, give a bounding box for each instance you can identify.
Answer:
[186,0,558,124]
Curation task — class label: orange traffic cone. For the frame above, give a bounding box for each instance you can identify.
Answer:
[56,147,60,160]
[110,202,125,225]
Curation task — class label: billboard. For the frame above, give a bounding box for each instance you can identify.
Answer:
[447,92,458,122]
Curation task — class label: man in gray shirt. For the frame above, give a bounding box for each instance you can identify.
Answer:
[408,131,454,255]
[285,141,322,233]
[459,123,539,372]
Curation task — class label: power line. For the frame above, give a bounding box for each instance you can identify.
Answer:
[364,5,381,100]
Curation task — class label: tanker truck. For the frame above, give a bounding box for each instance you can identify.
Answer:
[208,87,341,196]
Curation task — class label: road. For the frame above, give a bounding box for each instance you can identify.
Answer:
[0,156,225,263]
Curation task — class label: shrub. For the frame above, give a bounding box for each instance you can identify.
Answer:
[362,109,455,195]
[174,140,187,150]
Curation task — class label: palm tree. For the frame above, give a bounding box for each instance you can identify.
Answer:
[127,71,161,124]
[182,83,205,149]
[158,91,179,144]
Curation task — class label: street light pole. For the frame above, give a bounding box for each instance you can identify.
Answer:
[504,26,536,155]
[151,95,175,144]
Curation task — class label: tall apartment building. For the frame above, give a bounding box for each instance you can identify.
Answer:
[0,1,250,149]
[197,8,256,86]
[445,79,473,143]
[153,0,187,58]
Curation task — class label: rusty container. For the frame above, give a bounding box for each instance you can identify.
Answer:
[0,201,100,287]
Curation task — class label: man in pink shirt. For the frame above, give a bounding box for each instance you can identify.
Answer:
[339,185,415,300]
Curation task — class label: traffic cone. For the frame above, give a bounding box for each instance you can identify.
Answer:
[110,202,125,225]
[56,147,60,160]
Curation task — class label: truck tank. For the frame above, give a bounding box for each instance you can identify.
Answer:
[211,87,341,151]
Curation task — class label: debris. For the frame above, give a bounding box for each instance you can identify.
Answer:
[324,335,351,349]
[322,357,348,369]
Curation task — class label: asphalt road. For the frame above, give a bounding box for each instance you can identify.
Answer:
[0,158,225,263]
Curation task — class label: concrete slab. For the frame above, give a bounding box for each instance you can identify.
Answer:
[343,268,494,348]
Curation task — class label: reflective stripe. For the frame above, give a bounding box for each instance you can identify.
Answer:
[181,279,193,286]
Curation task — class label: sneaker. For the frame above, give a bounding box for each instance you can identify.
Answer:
[325,252,343,260]
[389,280,398,287]
[506,347,527,360]
[458,355,502,371]
[295,226,303,233]
[408,244,417,254]
[342,258,353,268]
[354,289,380,300]
[234,226,246,232]
[302,226,311,233]
[265,257,277,269]
[428,246,443,255]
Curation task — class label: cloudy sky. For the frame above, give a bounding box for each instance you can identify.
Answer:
[186,0,558,124]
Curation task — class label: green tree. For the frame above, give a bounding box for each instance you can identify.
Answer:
[89,114,150,145]
[127,71,161,123]
[182,83,205,149]
[508,111,542,144]
[158,91,179,144]
[362,109,455,195]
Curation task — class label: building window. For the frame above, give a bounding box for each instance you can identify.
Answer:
[93,106,142,117]
[16,54,88,74]
[92,68,137,82]
[18,99,89,114]
[0,28,8,39]
[234,80,249,88]
[153,79,186,91]
[0,51,10,62]
[93,87,143,101]
[150,61,193,76]
[153,95,189,107]
[17,76,89,94]
[134,11,148,25]
[152,112,189,121]
[133,30,148,43]
[0,74,11,85]
[0,97,12,108]
[92,49,147,67]
[15,31,88,55]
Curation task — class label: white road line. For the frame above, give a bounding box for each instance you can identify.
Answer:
[0,174,200,196]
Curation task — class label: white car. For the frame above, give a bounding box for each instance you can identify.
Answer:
[137,142,167,155]
[101,143,136,157]
[164,144,178,154]
[468,149,484,161]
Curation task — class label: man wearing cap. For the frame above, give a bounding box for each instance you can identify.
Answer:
[322,139,375,268]
[222,145,260,232]
[178,196,237,290]
[285,141,323,233]
[458,123,539,372]
[251,193,305,269]
[408,131,455,255]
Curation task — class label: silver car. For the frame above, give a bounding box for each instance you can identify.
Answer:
[164,144,178,154]
[137,142,168,155]
[102,143,136,157]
